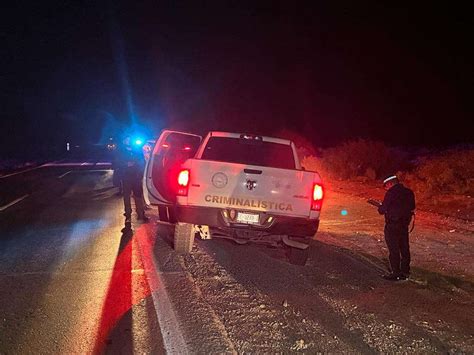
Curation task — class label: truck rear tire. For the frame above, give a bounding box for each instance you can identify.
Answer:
[288,246,309,266]
[174,222,194,253]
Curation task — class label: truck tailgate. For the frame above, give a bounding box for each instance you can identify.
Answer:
[185,159,317,218]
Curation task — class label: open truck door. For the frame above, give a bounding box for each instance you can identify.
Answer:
[145,130,201,221]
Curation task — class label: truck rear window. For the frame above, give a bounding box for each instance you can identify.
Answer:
[201,137,295,170]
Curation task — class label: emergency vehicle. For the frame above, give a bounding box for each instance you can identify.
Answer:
[145,130,324,265]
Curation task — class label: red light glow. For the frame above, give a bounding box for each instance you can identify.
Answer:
[311,183,324,211]
[178,170,190,187]
[93,225,155,353]
[313,184,323,201]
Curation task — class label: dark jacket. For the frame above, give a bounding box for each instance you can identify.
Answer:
[378,183,415,224]
[116,144,145,179]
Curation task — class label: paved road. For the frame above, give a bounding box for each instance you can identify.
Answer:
[0,164,165,354]
[1,165,473,353]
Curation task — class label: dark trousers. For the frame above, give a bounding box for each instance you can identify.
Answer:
[122,173,144,219]
[384,222,410,275]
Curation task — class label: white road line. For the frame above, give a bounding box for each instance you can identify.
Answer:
[0,162,112,178]
[58,171,72,179]
[43,162,83,167]
[137,231,189,354]
[44,163,113,167]
[77,169,113,173]
[0,194,29,212]
[0,164,47,179]
[58,169,111,178]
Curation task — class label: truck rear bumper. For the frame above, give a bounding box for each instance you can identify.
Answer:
[175,205,319,237]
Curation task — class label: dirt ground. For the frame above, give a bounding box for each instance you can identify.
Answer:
[329,178,474,222]
[150,180,474,353]
[321,180,474,283]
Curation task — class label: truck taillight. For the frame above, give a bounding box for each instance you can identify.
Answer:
[311,183,324,211]
[177,169,190,196]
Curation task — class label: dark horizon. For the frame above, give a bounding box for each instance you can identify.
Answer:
[2,1,473,158]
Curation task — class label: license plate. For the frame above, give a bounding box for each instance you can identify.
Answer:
[236,212,259,224]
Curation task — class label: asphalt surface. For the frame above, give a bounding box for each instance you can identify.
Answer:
[0,164,164,354]
[0,164,473,353]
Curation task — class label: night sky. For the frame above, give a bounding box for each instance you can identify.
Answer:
[2,1,473,157]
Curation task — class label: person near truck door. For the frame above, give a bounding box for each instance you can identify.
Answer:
[116,135,149,225]
[378,175,415,281]
[112,140,123,196]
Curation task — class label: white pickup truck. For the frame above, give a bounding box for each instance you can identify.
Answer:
[145,130,324,265]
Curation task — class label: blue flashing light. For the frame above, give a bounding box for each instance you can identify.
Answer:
[134,138,143,146]
[341,209,348,216]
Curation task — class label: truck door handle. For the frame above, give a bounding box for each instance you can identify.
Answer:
[244,169,262,175]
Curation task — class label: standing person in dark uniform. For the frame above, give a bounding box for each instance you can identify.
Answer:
[117,135,149,226]
[112,139,123,196]
[378,175,415,281]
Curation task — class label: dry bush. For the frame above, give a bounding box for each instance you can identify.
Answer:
[301,155,329,177]
[400,149,474,197]
[319,139,408,180]
[300,139,473,201]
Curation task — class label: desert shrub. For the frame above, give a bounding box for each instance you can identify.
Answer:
[400,149,474,196]
[319,139,408,180]
[301,155,329,178]
[365,167,377,180]
[300,139,408,181]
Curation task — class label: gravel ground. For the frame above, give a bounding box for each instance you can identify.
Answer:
[152,182,474,353]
